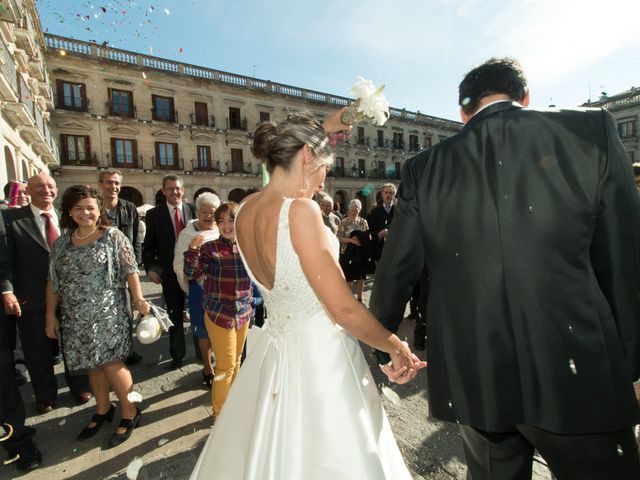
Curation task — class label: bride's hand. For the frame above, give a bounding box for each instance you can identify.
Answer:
[323,108,352,134]
[383,341,427,385]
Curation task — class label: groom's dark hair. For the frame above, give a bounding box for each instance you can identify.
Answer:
[458,57,528,115]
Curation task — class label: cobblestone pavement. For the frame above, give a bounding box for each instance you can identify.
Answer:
[3,276,552,480]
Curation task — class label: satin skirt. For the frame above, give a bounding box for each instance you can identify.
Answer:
[189,309,412,480]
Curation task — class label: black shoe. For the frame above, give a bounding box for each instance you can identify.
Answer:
[35,400,55,415]
[202,370,213,388]
[166,360,183,370]
[124,351,143,366]
[107,408,141,448]
[14,441,42,472]
[78,404,115,440]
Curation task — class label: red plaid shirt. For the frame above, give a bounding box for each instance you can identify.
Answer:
[183,238,252,329]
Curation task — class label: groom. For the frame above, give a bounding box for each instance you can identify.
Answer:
[370,57,640,479]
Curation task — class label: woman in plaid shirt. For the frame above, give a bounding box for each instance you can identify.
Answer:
[183,202,252,417]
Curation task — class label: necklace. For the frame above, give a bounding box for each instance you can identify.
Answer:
[74,226,98,240]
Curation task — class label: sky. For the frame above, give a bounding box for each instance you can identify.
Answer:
[36,0,640,121]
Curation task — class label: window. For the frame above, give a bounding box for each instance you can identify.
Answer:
[197,145,213,169]
[155,142,178,168]
[194,102,209,126]
[231,148,244,172]
[110,138,137,166]
[618,120,636,139]
[259,111,271,122]
[60,134,91,163]
[425,136,432,148]
[56,80,87,111]
[409,134,419,151]
[334,156,345,177]
[377,130,384,147]
[152,95,175,122]
[393,132,404,149]
[629,151,635,162]
[228,107,243,130]
[109,89,134,117]
[377,160,386,178]
[358,158,366,178]
[357,127,365,145]
[394,162,402,179]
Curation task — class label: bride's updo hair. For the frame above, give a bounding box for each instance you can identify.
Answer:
[252,112,333,174]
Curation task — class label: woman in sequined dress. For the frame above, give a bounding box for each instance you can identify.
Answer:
[45,185,150,448]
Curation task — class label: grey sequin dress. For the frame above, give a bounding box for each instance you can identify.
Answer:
[49,227,138,373]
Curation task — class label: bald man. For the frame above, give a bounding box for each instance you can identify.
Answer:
[1,174,90,414]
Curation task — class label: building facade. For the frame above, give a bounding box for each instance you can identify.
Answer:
[43,34,461,212]
[583,87,640,163]
[0,0,57,189]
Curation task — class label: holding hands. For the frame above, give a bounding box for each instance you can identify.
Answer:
[381,340,427,385]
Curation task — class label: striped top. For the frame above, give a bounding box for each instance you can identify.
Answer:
[183,237,252,329]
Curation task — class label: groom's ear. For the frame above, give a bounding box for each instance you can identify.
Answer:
[520,90,531,107]
[460,108,471,125]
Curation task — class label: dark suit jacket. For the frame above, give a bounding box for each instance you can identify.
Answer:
[110,199,141,264]
[0,206,54,312]
[367,204,394,260]
[142,202,195,281]
[370,102,640,434]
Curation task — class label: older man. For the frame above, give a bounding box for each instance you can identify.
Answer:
[367,183,396,261]
[1,174,90,413]
[372,58,640,479]
[315,191,340,234]
[143,174,196,368]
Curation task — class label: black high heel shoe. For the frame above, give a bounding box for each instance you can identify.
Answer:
[202,370,213,388]
[107,408,141,448]
[78,404,115,440]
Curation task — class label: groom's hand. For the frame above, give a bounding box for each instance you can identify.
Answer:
[380,343,427,384]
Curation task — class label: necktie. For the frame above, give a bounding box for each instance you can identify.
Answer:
[42,212,59,248]
[174,206,184,236]
[384,204,391,214]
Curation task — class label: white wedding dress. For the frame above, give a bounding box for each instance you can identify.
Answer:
[190,198,412,480]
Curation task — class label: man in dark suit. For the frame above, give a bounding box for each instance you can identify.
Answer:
[371,58,640,479]
[0,211,42,472]
[367,183,396,261]
[1,174,90,413]
[143,174,195,368]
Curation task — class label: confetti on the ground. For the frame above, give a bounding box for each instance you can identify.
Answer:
[126,458,144,480]
[158,438,169,446]
[127,391,143,403]
[58,419,66,426]
[381,385,401,405]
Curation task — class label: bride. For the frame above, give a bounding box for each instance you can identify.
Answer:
[190,109,426,480]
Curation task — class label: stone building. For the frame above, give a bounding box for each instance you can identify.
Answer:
[583,87,640,163]
[43,34,461,212]
[0,0,57,189]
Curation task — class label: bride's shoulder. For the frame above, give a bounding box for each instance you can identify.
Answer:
[289,197,321,220]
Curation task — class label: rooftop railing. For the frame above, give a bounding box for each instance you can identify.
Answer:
[44,34,460,131]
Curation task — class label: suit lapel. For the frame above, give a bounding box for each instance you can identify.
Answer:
[18,207,50,252]
[162,203,176,243]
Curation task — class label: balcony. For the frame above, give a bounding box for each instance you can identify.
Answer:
[14,15,38,58]
[328,166,345,178]
[226,161,253,174]
[106,153,142,169]
[106,101,136,118]
[13,48,29,71]
[355,136,370,147]
[56,95,89,112]
[61,152,99,167]
[190,113,215,127]
[0,40,19,102]
[152,156,183,170]
[151,107,178,123]
[192,159,220,172]
[0,0,19,24]
[392,141,405,150]
[4,75,35,128]
[227,117,247,131]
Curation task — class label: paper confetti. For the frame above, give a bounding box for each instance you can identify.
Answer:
[158,438,169,446]
[127,391,143,403]
[381,385,401,405]
[164,7,170,15]
[126,458,143,480]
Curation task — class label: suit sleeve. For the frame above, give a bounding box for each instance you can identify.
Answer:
[131,206,141,265]
[0,211,15,293]
[142,209,160,276]
[369,156,426,363]
[590,109,640,380]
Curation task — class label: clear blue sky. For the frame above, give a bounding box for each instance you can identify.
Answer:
[36,0,640,121]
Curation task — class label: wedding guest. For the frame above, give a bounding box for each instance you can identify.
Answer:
[2,181,29,208]
[45,185,150,448]
[337,199,372,302]
[367,183,396,261]
[315,191,340,234]
[143,174,196,369]
[333,201,344,219]
[183,202,252,418]
[1,174,91,414]
[633,162,640,193]
[174,192,221,387]
[98,170,143,365]
[0,215,41,473]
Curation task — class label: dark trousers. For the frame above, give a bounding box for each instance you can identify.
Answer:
[460,424,640,480]
[19,310,88,403]
[162,275,187,364]
[0,315,35,454]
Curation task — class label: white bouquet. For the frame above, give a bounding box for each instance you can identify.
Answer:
[341,77,390,126]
